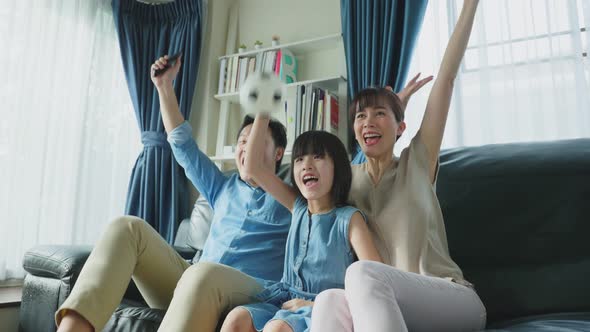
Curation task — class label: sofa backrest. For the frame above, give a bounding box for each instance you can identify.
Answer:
[437,138,590,324]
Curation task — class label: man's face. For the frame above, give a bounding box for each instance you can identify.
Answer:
[235,124,282,181]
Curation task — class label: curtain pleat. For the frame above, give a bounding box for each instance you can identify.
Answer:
[112,0,204,242]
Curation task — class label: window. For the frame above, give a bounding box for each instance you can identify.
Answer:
[0,0,141,280]
[398,0,590,154]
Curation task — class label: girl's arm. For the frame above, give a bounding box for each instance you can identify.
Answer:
[419,0,479,182]
[151,55,185,133]
[349,212,382,262]
[244,113,298,212]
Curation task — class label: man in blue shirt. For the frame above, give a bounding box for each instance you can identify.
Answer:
[153,56,293,331]
[56,56,291,332]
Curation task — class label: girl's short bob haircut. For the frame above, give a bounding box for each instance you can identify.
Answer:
[290,131,352,207]
[349,86,404,125]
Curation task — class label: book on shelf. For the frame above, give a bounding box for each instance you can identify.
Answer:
[217,58,227,95]
[223,57,231,94]
[316,89,325,130]
[289,84,339,139]
[237,57,249,90]
[274,50,282,76]
[227,56,238,93]
[294,85,303,139]
[247,57,256,76]
[328,93,339,133]
[218,49,299,95]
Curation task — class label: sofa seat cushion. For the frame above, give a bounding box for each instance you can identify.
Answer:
[485,312,590,332]
[103,300,164,332]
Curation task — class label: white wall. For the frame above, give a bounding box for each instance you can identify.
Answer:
[237,0,340,46]
[0,307,19,332]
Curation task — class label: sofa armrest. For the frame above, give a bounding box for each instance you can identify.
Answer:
[20,245,93,332]
[23,245,92,279]
[23,244,199,277]
[19,244,199,332]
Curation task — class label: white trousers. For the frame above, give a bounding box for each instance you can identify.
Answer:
[311,261,486,332]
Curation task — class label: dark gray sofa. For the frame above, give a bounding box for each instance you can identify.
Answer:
[19,138,590,331]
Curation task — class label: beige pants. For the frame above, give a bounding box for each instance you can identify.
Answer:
[56,216,262,332]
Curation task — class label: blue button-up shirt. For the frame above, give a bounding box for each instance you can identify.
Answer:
[168,122,291,281]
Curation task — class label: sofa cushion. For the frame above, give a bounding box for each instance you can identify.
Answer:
[174,194,213,251]
[437,139,590,324]
[485,312,590,331]
[103,300,164,332]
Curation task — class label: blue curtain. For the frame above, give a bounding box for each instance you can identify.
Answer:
[112,0,204,243]
[341,0,428,163]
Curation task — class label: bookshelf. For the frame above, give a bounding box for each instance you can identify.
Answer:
[211,33,348,169]
[218,33,342,61]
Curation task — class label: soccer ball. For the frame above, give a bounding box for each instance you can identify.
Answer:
[239,72,286,115]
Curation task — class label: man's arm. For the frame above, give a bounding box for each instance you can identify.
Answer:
[152,55,227,205]
[151,55,185,133]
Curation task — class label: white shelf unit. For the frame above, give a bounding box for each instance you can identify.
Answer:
[212,34,348,169]
[219,33,343,61]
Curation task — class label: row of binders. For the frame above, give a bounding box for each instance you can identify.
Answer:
[218,50,282,95]
[284,84,340,146]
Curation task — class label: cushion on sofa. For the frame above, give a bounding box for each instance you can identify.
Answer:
[103,300,164,332]
[485,312,590,331]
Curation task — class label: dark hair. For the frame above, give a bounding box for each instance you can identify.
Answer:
[237,115,287,173]
[290,131,352,207]
[348,87,404,143]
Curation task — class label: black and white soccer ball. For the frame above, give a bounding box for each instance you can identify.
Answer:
[239,72,286,115]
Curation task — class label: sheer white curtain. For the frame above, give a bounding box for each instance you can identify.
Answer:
[0,0,141,280]
[398,0,590,155]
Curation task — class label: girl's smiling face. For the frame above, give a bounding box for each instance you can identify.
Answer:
[293,153,334,204]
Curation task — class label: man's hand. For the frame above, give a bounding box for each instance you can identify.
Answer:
[281,299,314,312]
[151,54,182,90]
[393,72,434,112]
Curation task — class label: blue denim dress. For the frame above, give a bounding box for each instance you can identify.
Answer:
[241,196,360,332]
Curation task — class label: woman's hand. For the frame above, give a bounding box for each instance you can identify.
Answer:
[281,299,314,312]
[150,54,182,90]
[394,73,434,112]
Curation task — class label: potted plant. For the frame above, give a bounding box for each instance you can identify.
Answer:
[238,43,247,53]
[271,35,280,47]
[254,40,263,50]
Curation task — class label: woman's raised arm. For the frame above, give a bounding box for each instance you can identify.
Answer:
[419,0,479,182]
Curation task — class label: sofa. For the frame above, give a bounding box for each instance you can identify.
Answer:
[19,138,590,332]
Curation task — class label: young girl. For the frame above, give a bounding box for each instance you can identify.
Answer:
[220,114,381,332]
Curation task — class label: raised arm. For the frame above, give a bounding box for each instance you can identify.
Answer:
[244,114,298,211]
[394,73,434,113]
[151,55,185,133]
[420,0,479,181]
